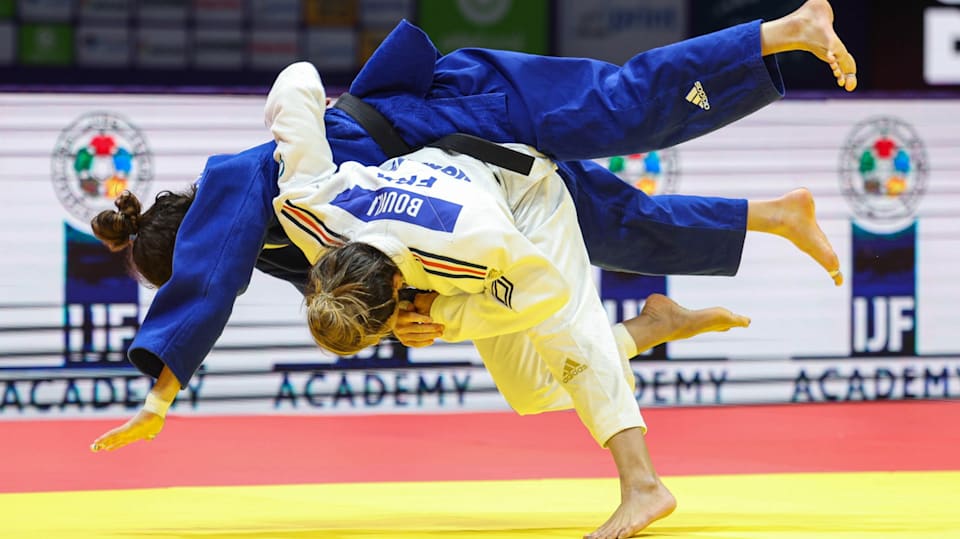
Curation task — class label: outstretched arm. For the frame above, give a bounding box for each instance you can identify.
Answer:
[93,141,279,454]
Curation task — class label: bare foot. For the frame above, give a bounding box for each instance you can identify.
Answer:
[764,0,858,91]
[767,188,843,286]
[586,428,677,539]
[90,409,165,452]
[585,480,676,539]
[623,293,751,353]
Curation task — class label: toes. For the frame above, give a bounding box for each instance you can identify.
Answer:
[844,74,858,91]
[835,49,858,81]
[830,60,842,78]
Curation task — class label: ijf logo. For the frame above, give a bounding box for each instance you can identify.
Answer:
[839,116,928,357]
[604,149,679,195]
[50,112,152,368]
[51,111,154,225]
[839,116,928,224]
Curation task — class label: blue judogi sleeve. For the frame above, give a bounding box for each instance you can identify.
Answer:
[127,142,279,386]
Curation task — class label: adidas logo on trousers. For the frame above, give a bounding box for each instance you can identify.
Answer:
[685,81,710,110]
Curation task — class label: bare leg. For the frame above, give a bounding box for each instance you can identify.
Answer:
[623,293,751,355]
[595,296,751,537]
[585,427,676,539]
[747,188,842,286]
[761,0,858,91]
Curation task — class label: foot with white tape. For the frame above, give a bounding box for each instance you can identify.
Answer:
[748,188,843,287]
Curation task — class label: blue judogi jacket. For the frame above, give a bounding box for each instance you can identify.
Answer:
[129,20,783,386]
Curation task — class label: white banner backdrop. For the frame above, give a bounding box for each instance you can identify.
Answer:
[1,92,959,418]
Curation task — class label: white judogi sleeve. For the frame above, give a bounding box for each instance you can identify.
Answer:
[429,242,570,343]
[264,61,337,263]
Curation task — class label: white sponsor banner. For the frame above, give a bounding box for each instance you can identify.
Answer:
[556,0,686,65]
[1,93,960,418]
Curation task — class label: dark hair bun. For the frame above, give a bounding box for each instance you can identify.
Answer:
[90,190,142,252]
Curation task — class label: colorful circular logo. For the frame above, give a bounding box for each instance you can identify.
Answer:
[839,116,927,223]
[51,112,154,225]
[602,149,679,195]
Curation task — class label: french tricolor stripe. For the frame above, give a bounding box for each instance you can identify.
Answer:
[281,200,346,248]
[409,247,487,280]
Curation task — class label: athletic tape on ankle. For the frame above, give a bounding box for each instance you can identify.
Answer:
[612,323,638,360]
[143,393,172,418]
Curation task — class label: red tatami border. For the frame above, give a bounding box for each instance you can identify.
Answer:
[0,400,956,493]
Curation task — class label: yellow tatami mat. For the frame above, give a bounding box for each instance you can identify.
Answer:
[1,471,957,539]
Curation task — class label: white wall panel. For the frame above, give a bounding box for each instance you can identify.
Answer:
[1,93,958,417]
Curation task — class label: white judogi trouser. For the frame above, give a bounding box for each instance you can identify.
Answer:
[474,159,644,447]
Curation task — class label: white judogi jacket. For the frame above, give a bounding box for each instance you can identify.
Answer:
[267,62,568,344]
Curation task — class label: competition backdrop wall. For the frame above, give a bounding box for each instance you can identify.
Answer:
[1,93,958,418]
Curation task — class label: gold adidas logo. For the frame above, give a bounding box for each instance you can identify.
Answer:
[562,358,587,383]
[685,81,710,110]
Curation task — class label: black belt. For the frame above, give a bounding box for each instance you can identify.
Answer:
[333,92,534,175]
